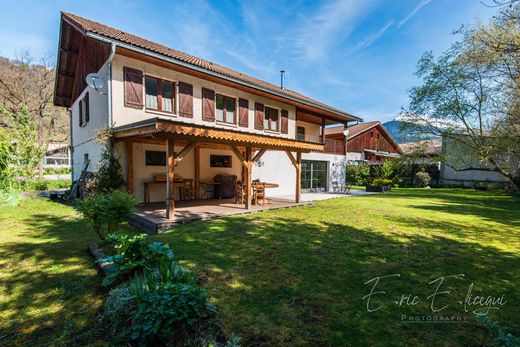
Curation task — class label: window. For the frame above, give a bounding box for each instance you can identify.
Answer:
[79,92,89,127]
[145,151,166,166]
[145,76,175,113]
[83,153,89,170]
[216,94,236,124]
[296,126,305,141]
[377,133,380,139]
[210,155,232,168]
[264,106,279,131]
[370,131,374,138]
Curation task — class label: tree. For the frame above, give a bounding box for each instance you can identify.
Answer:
[0,53,68,156]
[403,4,520,190]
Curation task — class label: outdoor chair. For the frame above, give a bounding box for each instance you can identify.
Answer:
[252,183,266,205]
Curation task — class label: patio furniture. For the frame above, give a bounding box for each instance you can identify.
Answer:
[252,182,266,205]
[181,179,195,200]
[200,181,220,199]
[235,181,246,204]
[144,175,183,203]
[213,174,237,199]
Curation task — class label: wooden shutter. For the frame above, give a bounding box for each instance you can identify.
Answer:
[281,109,288,134]
[202,88,215,121]
[179,82,193,118]
[254,102,264,130]
[84,92,90,123]
[239,98,249,127]
[123,67,143,108]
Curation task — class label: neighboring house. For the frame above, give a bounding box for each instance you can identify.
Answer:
[53,12,361,220]
[400,139,442,166]
[440,134,508,186]
[325,121,401,164]
[42,142,71,168]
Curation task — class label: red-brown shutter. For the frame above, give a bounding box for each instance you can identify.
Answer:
[178,82,193,118]
[239,98,249,127]
[281,109,288,134]
[254,102,264,130]
[123,67,143,108]
[202,88,215,121]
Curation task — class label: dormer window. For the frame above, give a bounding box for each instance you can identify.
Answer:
[145,76,175,113]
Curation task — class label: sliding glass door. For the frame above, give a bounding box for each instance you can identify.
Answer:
[301,160,328,192]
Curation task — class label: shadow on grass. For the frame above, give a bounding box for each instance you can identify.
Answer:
[0,206,106,346]
[153,207,520,346]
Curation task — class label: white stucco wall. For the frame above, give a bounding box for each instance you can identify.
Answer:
[111,54,297,139]
[70,63,109,180]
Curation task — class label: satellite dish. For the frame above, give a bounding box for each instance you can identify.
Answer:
[343,128,350,137]
[86,73,105,92]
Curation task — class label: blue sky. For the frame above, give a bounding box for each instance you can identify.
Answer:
[0,0,497,122]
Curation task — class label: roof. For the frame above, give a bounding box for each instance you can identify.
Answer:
[363,149,400,158]
[400,139,442,156]
[325,121,401,153]
[58,12,361,122]
[113,118,324,153]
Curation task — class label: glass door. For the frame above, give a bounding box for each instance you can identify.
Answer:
[301,160,328,192]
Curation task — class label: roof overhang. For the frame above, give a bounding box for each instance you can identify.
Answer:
[363,149,400,158]
[113,117,324,153]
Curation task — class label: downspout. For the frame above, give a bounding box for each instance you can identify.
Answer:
[106,43,116,128]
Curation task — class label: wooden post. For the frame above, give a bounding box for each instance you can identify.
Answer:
[166,138,175,220]
[126,141,134,194]
[194,146,200,199]
[295,151,302,203]
[320,118,326,144]
[245,147,252,209]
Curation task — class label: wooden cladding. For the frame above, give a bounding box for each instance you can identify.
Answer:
[281,109,288,134]
[178,82,193,118]
[254,102,264,130]
[124,67,144,108]
[202,88,215,121]
[239,98,249,127]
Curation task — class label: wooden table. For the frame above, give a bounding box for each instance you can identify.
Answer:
[144,178,193,203]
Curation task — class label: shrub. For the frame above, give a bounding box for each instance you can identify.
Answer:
[346,164,370,185]
[129,262,216,344]
[371,178,393,187]
[95,130,126,193]
[99,234,176,286]
[104,282,135,341]
[75,190,138,240]
[415,171,431,188]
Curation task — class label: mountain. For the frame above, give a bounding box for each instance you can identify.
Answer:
[383,119,439,144]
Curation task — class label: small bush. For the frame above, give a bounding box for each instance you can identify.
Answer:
[104,282,135,341]
[129,262,216,344]
[346,164,370,185]
[99,234,176,286]
[371,178,393,187]
[75,190,138,240]
[415,171,431,188]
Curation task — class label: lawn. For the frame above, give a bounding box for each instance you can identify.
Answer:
[0,188,519,346]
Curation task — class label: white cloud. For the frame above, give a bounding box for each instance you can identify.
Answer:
[398,0,431,28]
[289,0,375,63]
[349,20,394,54]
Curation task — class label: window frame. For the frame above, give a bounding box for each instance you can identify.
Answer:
[144,75,175,114]
[215,93,237,125]
[264,106,280,132]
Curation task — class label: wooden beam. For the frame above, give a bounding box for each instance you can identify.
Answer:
[252,148,267,163]
[285,151,298,168]
[194,146,200,199]
[166,139,175,220]
[295,151,302,203]
[126,141,133,194]
[174,142,197,164]
[245,147,252,209]
[230,145,248,167]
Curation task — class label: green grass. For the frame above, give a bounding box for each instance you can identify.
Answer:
[0,189,519,346]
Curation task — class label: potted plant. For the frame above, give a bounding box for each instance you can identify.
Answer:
[366,178,393,192]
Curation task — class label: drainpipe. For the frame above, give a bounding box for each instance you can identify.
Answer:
[106,43,116,128]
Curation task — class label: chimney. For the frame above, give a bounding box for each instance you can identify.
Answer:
[280,70,285,90]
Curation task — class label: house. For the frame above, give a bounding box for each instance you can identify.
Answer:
[53,12,361,227]
[400,139,442,166]
[325,121,401,164]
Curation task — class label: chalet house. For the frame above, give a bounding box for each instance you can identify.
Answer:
[325,121,401,164]
[53,12,360,227]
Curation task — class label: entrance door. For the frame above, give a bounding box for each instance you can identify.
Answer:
[301,160,328,192]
